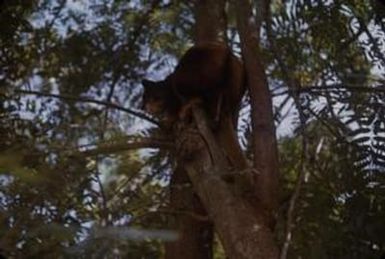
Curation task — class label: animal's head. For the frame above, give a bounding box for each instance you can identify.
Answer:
[141,79,169,116]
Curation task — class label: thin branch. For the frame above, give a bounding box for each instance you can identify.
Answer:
[77,139,174,157]
[234,0,280,217]
[272,84,385,97]
[305,106,380,164]
[266,13,308,258]
[280,118,307,259]
[15,89,160,126]
[305,107,341,140]
[279,90,308,259]
[94,170,109,226]
[108,172,144,205]
[337,22,365,52]
[103,74,120,125]
[274,94,292,122]
[355,15,385,65]
[132,208,210,223]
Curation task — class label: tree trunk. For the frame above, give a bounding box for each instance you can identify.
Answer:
[193,0,227,43]
[174,108,279,258]
[167,0,280,257]
[165,1,226,258]
[165,166,213,259]
[233,0,280,221]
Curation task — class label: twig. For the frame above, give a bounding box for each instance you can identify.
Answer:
[77,139,173,157]
[272,84,385,97]
[15,89,159,126]
[274,94,292,123]
[94,170,109,226]
[102,74,120,125]
[355,15,385,65]
[132,208,210,223]
[280,121,307,259]
[266,13,308,258]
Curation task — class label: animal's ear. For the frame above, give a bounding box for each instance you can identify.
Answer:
[142,79,157,89]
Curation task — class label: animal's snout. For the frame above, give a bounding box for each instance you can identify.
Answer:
[141,102,153,114]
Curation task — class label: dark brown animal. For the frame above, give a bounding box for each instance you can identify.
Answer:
[142,43,245,124]
[142,42,247,169]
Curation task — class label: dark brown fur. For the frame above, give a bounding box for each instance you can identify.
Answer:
[142,43,245,125]
[142,42,248,169]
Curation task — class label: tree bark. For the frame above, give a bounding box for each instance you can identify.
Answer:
[165,1,227,258]
[175,108,279,259]
[193,0,227,43]
[233,0,280,219]
[165,166,213,259]
[167,0,281,258]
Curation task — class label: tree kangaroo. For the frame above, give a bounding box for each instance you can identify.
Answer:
[142,42,248,169]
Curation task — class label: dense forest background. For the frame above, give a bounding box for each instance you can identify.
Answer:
[1,0,385,258]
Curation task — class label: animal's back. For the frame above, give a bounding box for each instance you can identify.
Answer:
[169,42,245,121]
[141,42,248,169]
[172,42,248,169]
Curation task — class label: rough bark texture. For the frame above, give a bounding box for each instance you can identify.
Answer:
[233,0,280,219]
[165,166,213,259]
[166,0,280,258]
[176,108,279,259]
[165,1,226,258]
[193,0,227,43]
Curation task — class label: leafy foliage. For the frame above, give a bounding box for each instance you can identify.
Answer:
[278,122,385,258]
[0,0,385,258]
